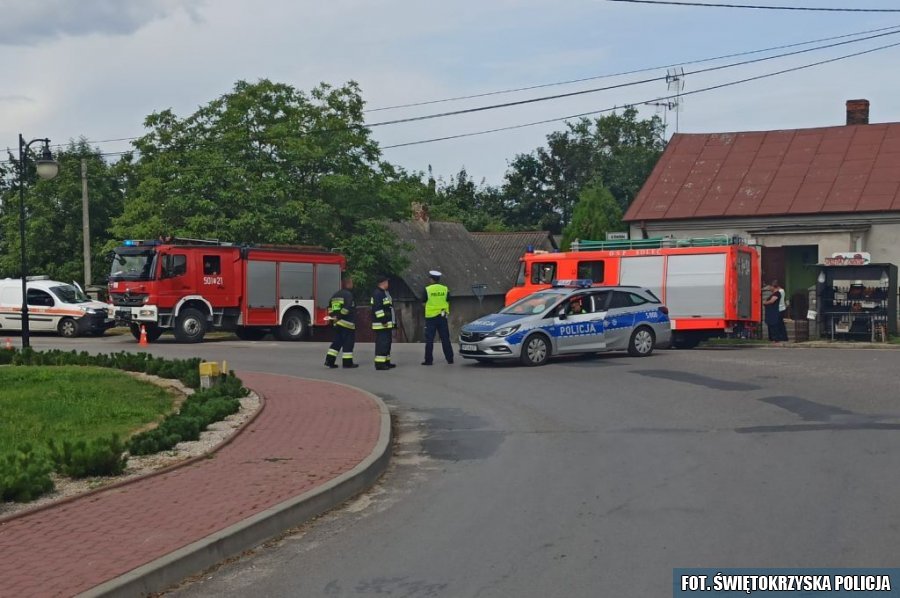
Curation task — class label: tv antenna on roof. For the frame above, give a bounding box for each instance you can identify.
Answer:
[665,67,685,134]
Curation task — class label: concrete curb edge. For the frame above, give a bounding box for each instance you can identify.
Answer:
[78,380,392,598]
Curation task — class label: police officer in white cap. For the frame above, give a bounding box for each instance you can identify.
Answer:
[422,270,454,365]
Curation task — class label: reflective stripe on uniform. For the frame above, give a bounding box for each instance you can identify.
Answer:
[375,310,385,318]
[342,353,354,359]
[335,320,356,329]
[327,349,339,357]
[375,356,387,363]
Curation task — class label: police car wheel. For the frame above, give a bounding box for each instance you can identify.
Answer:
[628,326,655,357]
[520,334,550,366]
[58,318,79,338]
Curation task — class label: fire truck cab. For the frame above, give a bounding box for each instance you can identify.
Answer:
[108,239,346,343]
[507,235,761,348]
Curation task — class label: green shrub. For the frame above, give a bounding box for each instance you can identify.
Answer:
[4,349,245,461]
[48,434,128,479]
[0,445,55,502]
[127,432,164,456]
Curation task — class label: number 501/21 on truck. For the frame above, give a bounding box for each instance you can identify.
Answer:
[108,239,346,343]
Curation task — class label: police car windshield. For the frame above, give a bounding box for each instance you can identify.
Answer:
[500,290,566,315]
[50,284,90,304]
[110,250,155,281]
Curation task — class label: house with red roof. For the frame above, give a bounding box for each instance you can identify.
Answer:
[623,100,900,318]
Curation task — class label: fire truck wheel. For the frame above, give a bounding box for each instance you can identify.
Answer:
[58,318,79,338]
[520,333,551,366]
[628,326,655,357]
[174,308,207,343]
[276,309,310,341]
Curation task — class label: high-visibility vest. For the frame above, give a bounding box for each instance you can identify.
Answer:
[424,283,450,318]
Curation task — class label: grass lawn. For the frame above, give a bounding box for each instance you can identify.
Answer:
[0,366,175,454]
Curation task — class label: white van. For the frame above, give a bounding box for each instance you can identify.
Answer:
[0,277,114,337]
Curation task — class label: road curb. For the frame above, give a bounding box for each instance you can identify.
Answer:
[78,380,392,598]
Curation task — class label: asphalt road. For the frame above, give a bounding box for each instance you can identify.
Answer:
[24,334,900,597]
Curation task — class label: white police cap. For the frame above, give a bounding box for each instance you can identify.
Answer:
[429,270,442,277]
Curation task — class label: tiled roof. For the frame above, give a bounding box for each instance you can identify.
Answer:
[624,122,900,222]
[386,221,510,299]
[471,231,556,286]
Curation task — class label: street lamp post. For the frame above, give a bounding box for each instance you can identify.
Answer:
[18,134,60,349]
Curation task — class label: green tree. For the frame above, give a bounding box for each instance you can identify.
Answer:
[337,219,411,293]
[560,179,623,250]
[500,108,665,232]
[428,167,508,232]
[112,79,411,281]
[0,140,125,283]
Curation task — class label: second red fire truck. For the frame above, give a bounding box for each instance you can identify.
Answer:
[108,239,346,343]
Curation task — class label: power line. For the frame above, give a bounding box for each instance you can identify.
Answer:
[381,39,900,149]
[365,23,900,112]
[26,26,900,158]
[365,28,900,129]
[18,29,898,164]
[20,37,897,177]
[606,0,900,11]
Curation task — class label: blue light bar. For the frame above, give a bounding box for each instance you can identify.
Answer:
[551,279,593,288]
[122,239,161,247]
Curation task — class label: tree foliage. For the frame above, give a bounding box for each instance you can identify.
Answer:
[427,167,508,232]
[500,107,665,233]
[0,140,124,283]
[560,178,623,250]
[1,84,666,288]
[111,79,413,283]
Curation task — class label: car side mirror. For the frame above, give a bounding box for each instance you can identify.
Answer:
[557,307,567,320]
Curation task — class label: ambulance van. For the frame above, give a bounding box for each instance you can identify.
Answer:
[0,277,114,337]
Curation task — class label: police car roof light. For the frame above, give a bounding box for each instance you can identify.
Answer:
[551,279,593,288]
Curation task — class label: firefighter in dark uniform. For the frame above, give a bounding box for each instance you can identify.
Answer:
[324,274,359,369]
[421,270,454,365]
[371,275,396,370]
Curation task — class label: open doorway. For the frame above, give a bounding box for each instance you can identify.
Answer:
[761,245,819,319]
[785,245,818,319]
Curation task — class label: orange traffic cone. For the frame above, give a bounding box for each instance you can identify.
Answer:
[4,338,12,351]
[139,324,149,347]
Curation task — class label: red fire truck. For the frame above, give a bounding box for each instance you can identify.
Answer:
[507,236,761,348]
[108,239,346,343]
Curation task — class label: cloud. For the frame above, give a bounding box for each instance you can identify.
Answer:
[0,0,204,46]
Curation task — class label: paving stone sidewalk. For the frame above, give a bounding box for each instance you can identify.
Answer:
[0,372,387,598]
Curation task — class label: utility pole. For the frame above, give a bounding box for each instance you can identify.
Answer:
[81,158,91,287]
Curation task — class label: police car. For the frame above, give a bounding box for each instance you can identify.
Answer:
[459,281,671,366]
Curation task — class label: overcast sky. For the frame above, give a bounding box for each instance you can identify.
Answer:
[3,0,900,186]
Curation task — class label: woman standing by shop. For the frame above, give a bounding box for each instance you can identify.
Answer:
[764,279,788,344]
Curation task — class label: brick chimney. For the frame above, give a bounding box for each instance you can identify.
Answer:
[846,99,870,125]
